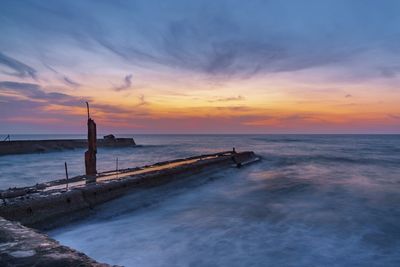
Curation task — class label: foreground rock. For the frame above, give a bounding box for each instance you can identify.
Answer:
[0,217,111,267]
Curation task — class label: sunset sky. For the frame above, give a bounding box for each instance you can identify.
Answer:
[1,0,399,134]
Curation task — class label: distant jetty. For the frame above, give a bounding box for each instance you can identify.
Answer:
[0,135,136,156]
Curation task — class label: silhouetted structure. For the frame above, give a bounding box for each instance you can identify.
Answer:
[103,134,115,140]
[84,102,97,181]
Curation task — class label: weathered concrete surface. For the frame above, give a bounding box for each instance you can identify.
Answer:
[0,138,136,156]
[0,151,259,229]
[0,217,111,267]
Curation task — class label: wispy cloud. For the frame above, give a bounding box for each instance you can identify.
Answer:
[63,76,81,88]
[44,64,81,88]
[0,81,150,128]
[0,81,85,106]
[209,95,245,102]
[114,74,133,91]
[136,95,148,107]
[0,52,37,79]
[388,114,400,120]
[380,66,400,78]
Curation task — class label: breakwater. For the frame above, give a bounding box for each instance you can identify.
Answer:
[0,138,136,156]
[0,151,259,229]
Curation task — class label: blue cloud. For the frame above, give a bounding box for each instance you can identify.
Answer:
[63,76,81,88]
[0,52,37,79]
[0,81,83,106]
[1,0,399,79]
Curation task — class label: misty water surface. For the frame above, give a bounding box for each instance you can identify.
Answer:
[1,135,400,266]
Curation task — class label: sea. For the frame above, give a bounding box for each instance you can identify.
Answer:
[1,134,399,266]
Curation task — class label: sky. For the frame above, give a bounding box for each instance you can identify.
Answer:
[0,0,400,134]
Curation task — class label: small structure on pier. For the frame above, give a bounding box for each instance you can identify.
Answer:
[103,134,115,141]
[84,102,97,182]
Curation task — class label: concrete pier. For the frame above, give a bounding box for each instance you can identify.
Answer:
[0,151,259,229]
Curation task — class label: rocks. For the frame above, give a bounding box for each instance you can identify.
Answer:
[0,217,111,267]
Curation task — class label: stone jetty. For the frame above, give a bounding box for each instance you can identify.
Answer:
[0,150,259,229]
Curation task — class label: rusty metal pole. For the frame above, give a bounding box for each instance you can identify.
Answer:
[86,101,90,120]
[85,102,97,183]
[64,162,69,190]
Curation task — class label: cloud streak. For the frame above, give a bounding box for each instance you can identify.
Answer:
[209,95,245,102]
[63,76,81,88]
[0,52,37,79]
[0,81,150,129]
[0,81,86,108]
[114,74,133,91]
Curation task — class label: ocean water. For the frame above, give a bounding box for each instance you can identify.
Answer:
[2,135,400,266]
